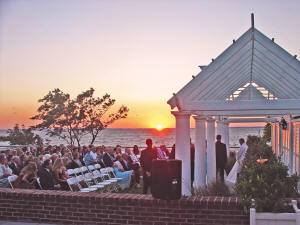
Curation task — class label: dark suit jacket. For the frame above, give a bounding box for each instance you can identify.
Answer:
[103,153,114,167]
[38,166,57,190]
[66,160,81,169]
[127,155,140,170]
[120,160,130,171]
[140,147,156,173]
[9,162,20,175]
[215,141,227,169]
[97,159,106,168]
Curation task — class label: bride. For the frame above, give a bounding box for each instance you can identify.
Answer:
[226,138,248,184]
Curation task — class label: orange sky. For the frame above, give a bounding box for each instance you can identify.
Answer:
[0,0,299,129]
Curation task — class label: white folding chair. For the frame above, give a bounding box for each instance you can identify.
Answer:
[80,166,88,175]
[7,175,18,189]
[67,177,90,192]
[75,175,97,192]
[94,164,101,170]
[84,172,104,190]
[92,170,112,192]
[73,168,81,176]
[88,165,95,172]
[100,168,119,192]
[106,167,122,181]
[67,169,75,177]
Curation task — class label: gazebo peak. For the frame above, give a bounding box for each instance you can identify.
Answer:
[168,16,300,111]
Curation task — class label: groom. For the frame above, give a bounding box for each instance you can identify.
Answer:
[215,135,227,182]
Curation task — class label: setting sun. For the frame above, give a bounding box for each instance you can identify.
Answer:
[156,124,163,131]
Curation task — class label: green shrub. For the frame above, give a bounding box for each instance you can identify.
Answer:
[235,135,299,213]
[193,181,232,197]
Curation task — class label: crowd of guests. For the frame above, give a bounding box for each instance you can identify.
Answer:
[0,142,174,192]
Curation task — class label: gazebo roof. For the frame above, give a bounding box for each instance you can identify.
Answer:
[168,16,300,116]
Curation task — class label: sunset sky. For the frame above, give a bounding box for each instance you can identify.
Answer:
[0,0,299,129]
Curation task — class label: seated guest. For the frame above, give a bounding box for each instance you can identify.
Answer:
[90,147,98,162]
[63,152,72,161]
[83,147,96,166]
[9,156,21,175]
[51,153,59,164]
[113,162,133,190]
[161,145,170,158]
[114,154,126,171]
[7,154,13,166]
[120,153,130,171]
[67,152,82,169]
[81,146,88,156]
[96,148,106,168]
[38,159,60,190]
[103,147,115,167]
[0,154,12,188]
[125,148,141,187]
[115,145,122,155]
[18,154,27,170]
[37,155,44,171]
[52,158,69,190]
[157,145,168,160]
[133,145,140,156]
[14,162,37,189]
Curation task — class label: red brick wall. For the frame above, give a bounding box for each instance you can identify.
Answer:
[0,188,249,225]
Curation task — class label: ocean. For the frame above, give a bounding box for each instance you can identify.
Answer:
[0,127,263,149]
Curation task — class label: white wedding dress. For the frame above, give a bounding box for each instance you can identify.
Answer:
[226,161,239,184]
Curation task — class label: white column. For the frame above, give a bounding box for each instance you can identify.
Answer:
[172,111,191,196]
[223,121,230,156]
[193,116,207,188]
[216,120,224,138]
[274,122,277,155]
[206,117,216,183]
[289,122,294,173]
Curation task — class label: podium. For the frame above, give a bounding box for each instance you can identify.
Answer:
[151,159,182,200]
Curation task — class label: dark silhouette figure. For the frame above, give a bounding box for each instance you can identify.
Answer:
[215,135,227,182]
[190,139,195,184]
[140,139,156,194]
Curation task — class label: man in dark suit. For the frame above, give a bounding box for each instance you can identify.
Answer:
[190,139,195,184]
[120,153,130,171]
[38,159,60,190]
[103,147,115,167]
[9,156,21,175]
[215,135,227,182]
[140,138,157,194]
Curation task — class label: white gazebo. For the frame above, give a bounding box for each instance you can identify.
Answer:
[167,14,300,196]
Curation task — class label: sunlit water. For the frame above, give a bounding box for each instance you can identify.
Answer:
[0,127,263,149]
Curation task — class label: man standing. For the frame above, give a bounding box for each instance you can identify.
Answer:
[140,139,156,194]
[215,135,227,182]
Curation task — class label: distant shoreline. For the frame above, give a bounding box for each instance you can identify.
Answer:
[0,126,265,131]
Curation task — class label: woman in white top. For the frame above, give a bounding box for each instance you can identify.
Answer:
[226,138,248,184]
[0,153,13,188]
